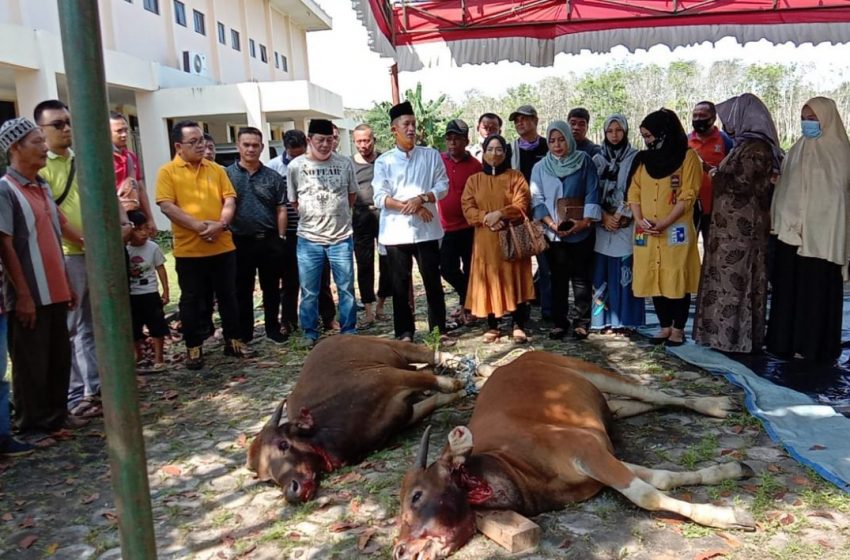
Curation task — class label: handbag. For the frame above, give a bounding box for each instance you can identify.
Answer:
[556,197,585,231]
[498,211,548,262]
[116,152,141,212]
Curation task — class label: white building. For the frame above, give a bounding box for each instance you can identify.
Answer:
[0,0,346,225]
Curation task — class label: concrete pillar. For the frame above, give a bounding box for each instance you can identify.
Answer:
[134,90,172,230]
[14,67,58,120]
[238,82,270,161]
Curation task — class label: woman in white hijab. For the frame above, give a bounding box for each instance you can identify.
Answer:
[766,96,850,363]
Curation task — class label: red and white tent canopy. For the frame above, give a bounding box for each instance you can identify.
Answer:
[353,1,850,71]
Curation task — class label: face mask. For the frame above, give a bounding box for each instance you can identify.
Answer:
[483,151,505,169]
[692,118,712,134]
[646,136,664,151]
[801,120,822,139]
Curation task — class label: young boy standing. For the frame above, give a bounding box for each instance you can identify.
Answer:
[127,213,170,371]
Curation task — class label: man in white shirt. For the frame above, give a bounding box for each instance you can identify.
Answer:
[372,102,450,342]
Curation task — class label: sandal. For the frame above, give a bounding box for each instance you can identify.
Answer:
[548,328,567,340]
[69,398,103,419]
[573,327,589,340]
[482,329,501,343]
[512,328,528,344]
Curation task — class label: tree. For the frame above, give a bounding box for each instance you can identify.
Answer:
[361,82,457,152]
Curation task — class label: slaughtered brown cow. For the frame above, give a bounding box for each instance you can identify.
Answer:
[394,351,756,559]
[247,335,472,503]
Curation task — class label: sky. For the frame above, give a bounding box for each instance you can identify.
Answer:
[307,1,850,110]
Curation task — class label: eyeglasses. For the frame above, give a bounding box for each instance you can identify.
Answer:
[180,138,205,147]
[41,119,71,130]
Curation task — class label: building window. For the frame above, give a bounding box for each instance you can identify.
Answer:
[281,55,288,72]
[143,0,158,14]
[274,52,280,69]
[249,39,256,58]
[231,29,240,51]
[217,22,225,44]
[193,10,205,35]
[174,1,186,26]
[260,45,268,63]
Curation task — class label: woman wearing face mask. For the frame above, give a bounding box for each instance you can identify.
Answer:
[461,135,534,343]
[591,114,645,336]
[766,97,850,363]
[628,108,702,346]
[693,94,783,354]
[530,121,601,341]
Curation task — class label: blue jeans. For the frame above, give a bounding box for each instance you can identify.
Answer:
[296,236,357,341]
[0,314,9,438]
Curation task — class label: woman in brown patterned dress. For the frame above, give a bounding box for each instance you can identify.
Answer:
[693,93,783,353]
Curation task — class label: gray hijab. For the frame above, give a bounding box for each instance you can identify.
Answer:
[716,93,784,171]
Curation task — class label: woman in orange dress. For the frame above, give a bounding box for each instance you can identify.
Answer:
[461,135,535,343]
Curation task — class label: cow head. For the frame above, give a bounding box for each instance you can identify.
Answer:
[393,426,477,560]
[246,400,327,503]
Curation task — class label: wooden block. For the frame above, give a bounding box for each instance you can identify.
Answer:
[475,510,540,553]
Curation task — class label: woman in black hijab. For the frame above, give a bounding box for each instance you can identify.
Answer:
[461,135,535,343]
[627,109,702,346]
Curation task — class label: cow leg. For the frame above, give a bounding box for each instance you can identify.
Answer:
[577,371,736,418]
[623,462,754,491]
[408,390,466,425]
[606,399,661,418]
[574,445,755,530]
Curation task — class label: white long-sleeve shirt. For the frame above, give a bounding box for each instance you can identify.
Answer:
[372,145,449,245]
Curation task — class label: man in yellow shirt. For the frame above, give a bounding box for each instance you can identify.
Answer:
[156,120,245,370]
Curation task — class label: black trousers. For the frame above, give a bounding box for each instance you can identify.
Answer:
[352,206,391,304]
[440,228,474,307]
[279,235,335,332]
[9,303,71,433]
[653,294,692,330]
[487,303,530,330]
[175,251,240,347]
[387,240,446,338]
[547,234,595,331]
[234,233,285,341]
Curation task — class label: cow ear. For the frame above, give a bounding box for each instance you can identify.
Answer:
[446,426,473,468]
[294,407,316,434]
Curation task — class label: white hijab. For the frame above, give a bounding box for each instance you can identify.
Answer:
[771,96,850,279]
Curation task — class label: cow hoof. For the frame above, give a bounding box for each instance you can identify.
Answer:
[738,462,755,479]
[691,396,736,418]
[731,508,757,531]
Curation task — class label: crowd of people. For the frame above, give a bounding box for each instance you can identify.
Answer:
[0,91,848,458]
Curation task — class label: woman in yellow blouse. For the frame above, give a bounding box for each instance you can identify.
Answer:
[627,109,702,346]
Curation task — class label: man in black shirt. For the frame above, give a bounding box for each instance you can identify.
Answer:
[226,127,288,343]
[568,107,602,157]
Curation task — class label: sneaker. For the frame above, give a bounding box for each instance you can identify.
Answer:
[186,346,205,370]
[265,330,289,344]
[0,436,36,457]
[224,338,252,358]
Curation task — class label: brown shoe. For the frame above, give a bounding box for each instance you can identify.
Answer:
[61,415,90,430]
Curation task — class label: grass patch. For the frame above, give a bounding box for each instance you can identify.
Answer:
[680,522,713,539]
[750,472,782,515]
[679,435,718,470]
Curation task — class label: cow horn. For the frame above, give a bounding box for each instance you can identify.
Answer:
[416,425,432,469]
[265,399,287,429]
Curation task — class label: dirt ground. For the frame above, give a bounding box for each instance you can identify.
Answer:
[1,300,849,560]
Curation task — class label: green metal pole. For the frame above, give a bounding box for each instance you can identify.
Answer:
[55,2,157,558]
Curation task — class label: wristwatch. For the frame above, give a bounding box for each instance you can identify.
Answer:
[220,221,230,231]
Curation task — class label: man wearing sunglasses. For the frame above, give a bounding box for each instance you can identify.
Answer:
[36,99,112,421]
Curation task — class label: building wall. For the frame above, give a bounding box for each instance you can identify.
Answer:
[3,0,317,86]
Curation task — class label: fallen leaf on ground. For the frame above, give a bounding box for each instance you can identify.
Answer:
[19,516,35,528]
[1,512,12,521]
[717,532,742,548]
[809,444,827,451]
[811,511,835,521]
[333,471,364,485]
[81,493,100,505]
[766,464,781,473]
[329,521,359,532]
[790,475,813,487]
[558,537,573,549]
[162,390,179,400]
[102,511,118,523]
[357,528,380,554]
[161,465,182,476]
[46,543,59,554]
[817,539,834,549]
[17,535,37,549]
[236,433,248,448]
[694,550,727,560]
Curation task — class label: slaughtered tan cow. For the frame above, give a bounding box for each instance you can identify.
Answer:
[394,351,756,559]
[246,335,469,503]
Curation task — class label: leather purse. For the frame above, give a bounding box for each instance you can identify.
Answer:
[498,211,548,262]
[556,197,585,231]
